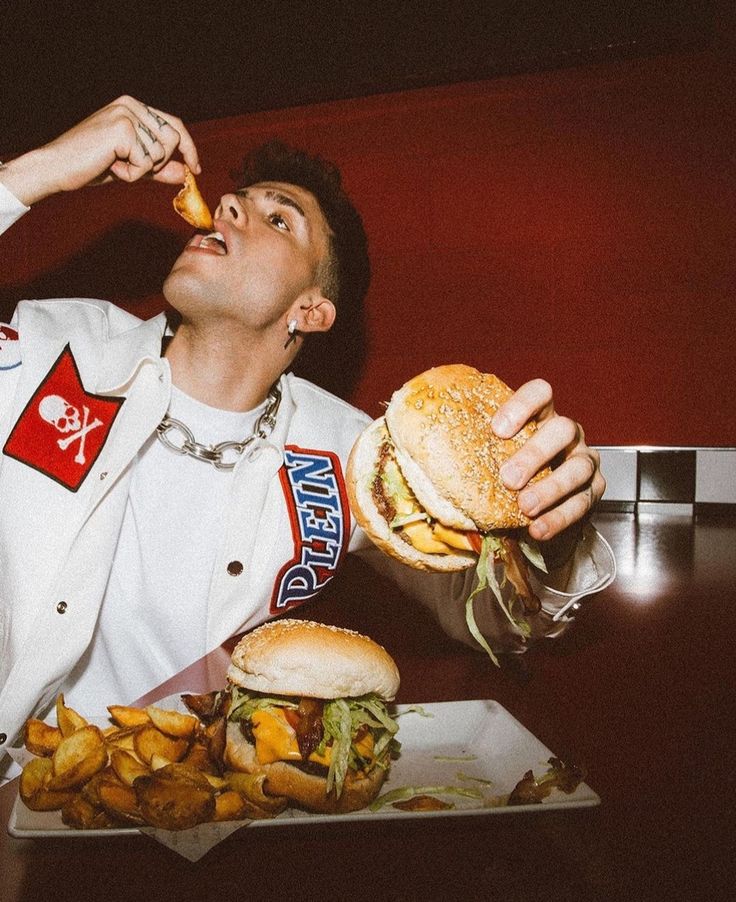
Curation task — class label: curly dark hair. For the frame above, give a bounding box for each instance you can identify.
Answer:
[234,140,370,397]
[235,140,370,315]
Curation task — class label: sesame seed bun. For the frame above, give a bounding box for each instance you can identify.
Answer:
[347,365,549,571]
[226,619,400,701]
[385,364,540,533]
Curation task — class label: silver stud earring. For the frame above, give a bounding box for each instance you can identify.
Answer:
[284,318,299,349]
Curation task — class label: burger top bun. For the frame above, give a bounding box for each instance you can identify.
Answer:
[385,364,544,533]
[227,619,400,701]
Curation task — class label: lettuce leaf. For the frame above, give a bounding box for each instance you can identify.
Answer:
[464,534,533,666]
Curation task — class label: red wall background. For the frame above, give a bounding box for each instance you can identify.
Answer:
[2,40,734,446]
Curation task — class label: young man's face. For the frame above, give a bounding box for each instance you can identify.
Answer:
[163,181,332,331]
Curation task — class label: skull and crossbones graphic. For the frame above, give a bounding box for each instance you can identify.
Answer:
[38,394,103,465]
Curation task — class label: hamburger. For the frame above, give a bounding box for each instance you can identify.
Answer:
[223,619,400,814]
[347,364,550,661]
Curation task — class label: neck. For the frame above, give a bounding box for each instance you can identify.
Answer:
[164,319,292,411]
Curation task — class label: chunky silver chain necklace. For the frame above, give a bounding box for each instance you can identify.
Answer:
[156,382,282,470]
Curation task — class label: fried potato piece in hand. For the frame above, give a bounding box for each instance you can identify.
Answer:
[56,693,87,736]
[20,757,75,811]
[173,167,213,230]
[24,719,62,757]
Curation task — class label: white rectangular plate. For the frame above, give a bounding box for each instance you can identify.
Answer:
[8,698,599,838]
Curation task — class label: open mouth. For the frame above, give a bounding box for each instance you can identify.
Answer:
[189,231,227,255]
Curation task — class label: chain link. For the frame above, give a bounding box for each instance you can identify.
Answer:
[156,382,282,470]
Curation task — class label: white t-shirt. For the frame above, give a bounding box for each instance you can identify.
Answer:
[61,387,265,714]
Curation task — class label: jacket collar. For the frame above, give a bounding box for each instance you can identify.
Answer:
[17,299,170,396]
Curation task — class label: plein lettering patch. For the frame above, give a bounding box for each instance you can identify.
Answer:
[0,323,21,370]
[271,445,350,613]
[3,344,124,491]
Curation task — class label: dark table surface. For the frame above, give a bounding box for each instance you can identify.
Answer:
[2,511,733,902]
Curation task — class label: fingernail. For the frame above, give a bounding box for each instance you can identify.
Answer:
[532,519,549,539]
[520,490,539,515]
[493,414,512,437]
[500,463,523,489]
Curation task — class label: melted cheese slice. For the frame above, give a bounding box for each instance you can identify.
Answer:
[251,708,375,767]
[401,521,475,554]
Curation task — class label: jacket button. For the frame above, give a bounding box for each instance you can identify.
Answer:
[226,561,244,576]
[0,733,6,745]
[56,601,68,614]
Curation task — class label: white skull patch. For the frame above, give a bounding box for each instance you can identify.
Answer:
[38,395,82,433]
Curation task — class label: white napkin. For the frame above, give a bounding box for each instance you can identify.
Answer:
[140,819,251,861]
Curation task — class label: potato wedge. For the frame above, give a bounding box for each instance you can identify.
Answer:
[110,749,151,787]
[145,705,198,739]
[135,771,215,830]
[61,794,115,829]
[154,762,212,789]
[98,780,146,826]
[133,725,188,765]
[181,740,217,774]
[81,767,121,806]
[107,705,151,728]
[104,725,141,753]
[204,716,227,768]
[213,789,249,822]
[181,690,228,723]
[51,724,106,787]
[173,167,213,230]
[24,719,62,756]
[56,694,87,736]
[19,758,75,811]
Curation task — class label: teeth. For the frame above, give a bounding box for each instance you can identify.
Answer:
[200,231,227,253]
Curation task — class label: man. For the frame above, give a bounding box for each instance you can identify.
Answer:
[0,97,613,776]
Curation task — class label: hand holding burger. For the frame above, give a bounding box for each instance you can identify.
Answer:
[347,364,603,663]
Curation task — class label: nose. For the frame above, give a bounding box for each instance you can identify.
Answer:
[215,193,247,225]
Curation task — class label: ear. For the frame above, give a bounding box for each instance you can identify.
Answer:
[291,293,336,334]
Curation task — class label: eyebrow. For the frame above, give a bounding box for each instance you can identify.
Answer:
[237,187,306,220]
[264,189,306,219]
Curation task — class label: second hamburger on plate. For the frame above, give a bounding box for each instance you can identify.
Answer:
[224,619,400,814]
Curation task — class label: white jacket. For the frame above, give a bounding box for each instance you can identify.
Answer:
[0,186,615,763]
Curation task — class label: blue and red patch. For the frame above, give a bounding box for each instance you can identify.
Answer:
[271,445,351,613]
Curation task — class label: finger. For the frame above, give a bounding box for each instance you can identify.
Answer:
[528,470,605,540]
[148,159,190,185]
[499,414,580,490]
[143,103,201,174]
[109,135,156,183]
[518,451,597,518]
[136,122,166,165]
[492,379,553,438]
